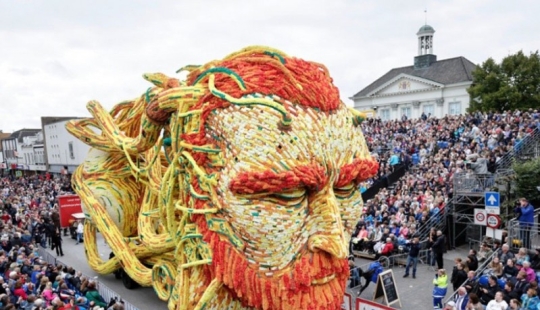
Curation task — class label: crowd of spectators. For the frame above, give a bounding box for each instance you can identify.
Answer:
[0,175,124,310]
[444,237,540,310]
[350,109,540,258]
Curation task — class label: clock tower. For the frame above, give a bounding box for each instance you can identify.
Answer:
[414,24,437,69]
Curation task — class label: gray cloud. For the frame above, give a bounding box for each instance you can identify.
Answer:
[1,0,539,131]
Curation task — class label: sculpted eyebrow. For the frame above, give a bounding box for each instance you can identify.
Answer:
[229,163,328,194]
[334,158,379,188]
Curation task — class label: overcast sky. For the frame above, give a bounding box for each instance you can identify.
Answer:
[1,0,539,132]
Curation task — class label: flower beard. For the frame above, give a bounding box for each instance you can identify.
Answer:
[205,231,348,310]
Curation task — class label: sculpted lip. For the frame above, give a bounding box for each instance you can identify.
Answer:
[311,274,335,285]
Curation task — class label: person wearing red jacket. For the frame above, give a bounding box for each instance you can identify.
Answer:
[13,280,27,300]
[376,238,394,259]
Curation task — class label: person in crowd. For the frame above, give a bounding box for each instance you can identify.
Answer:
[520,287,540,310]
[515,247,531,268]
[514,270,530,297]
[466,154,488,174]
[403,236,421,279]
[508,298,522,310]
[348,256,361,289]
[464,270,478,294]
[432,230,446,269]
[427,227,437,267]
[453,287,469,310]
[526,281,540,300]
[521,261,537,283]
[502,258,519,282]
[477,243,493,263]
[444,300,457,310]
[42,282,56,306]
[485,291,508,310]
[499,244,515,263]
[479,275,501,305]
[530,248,540,270]
[375,237,394,259]
[484,256,503,278]
[465,293,483,310]
[466,255,478,273]
[51,226,64,257]
[76,220,84,245]
[85,281,108,308]
[515,197,535,249]
[451,261,468,291]
[433,269,448,310]
[503,281,520,304]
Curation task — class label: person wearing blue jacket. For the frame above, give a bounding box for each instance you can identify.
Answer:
[433,269,448,309]
[516,198,535,248]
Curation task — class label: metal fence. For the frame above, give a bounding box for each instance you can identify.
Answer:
[453,173,495,195]
[497,127,540,171]
[506,209,540,251]
[37,248,139,310]
[443,248,499,304]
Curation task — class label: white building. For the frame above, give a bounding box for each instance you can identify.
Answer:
[0,129,41,174]
[351,25,477,121]
[42,117,91,175]
[20,131,47,172]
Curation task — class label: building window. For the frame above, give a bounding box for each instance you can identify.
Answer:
[449,102,461,115]
[423,104,434,116]
[69,142,75,159]
[401,107,411,119]
[380,109,391,121]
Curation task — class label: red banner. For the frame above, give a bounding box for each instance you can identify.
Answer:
[356,298,397,310]
[57,195,83,227]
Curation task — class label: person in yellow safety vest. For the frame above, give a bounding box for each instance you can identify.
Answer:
[433,269,448,309]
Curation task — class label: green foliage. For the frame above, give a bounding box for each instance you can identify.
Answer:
[467,50,540,112]
[513,157,540,206]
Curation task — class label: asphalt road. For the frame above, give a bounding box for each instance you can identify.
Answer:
[41,232,167,310]
[348,248,469,310]
[43,233,470,310]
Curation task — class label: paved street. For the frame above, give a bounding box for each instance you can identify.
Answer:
[348,247,469,310]
[44,233,470,310]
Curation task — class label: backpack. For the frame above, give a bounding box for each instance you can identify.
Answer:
[368,262,384,283]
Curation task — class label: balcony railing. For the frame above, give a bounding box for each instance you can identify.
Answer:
[453,173,495,195]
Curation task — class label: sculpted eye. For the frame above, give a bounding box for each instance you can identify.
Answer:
[266,189,306,207]
[334,183,357,199]
[240,188,307,207]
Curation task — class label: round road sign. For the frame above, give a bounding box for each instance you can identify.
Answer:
[486,214,501,229]
[475,212,485,223]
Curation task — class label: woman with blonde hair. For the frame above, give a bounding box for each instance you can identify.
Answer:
[484,256,503,278]
[433,269,448,309]
[515,247,530,269]
[41,282,56,307]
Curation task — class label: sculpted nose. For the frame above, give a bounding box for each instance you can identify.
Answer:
[307,187,348,259]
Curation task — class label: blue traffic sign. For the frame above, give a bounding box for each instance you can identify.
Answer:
[485,192,500,208]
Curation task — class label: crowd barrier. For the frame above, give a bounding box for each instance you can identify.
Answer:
[453,173,495,195]
[37,247,140,310]
[361,163,408,201]
[507,209,540,251]
[443,249,499,304]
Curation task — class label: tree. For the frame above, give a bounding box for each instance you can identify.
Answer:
[467,50,540,112]
[513,157,540,207]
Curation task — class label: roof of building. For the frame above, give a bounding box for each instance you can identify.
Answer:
[7,129,41,143]
[0,132,11,151]
[41,116,85,127]
[352,56,477,98]
[417,24,435,34]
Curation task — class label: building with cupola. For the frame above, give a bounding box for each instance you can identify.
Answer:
[351,24,477,120]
